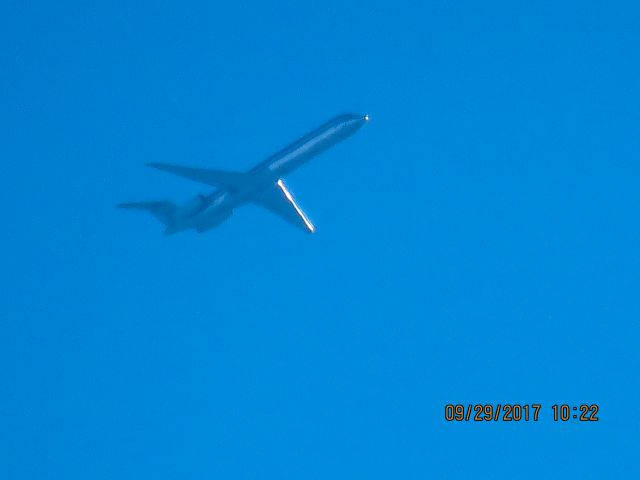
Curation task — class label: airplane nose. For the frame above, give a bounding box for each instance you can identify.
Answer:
[363,114,370,123]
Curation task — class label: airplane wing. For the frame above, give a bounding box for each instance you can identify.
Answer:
[253,179,315,233]
[147,162,248,190]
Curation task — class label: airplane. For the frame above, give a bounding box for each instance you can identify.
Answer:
[119,113,369,234]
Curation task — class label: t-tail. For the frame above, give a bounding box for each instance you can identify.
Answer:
[118,201,178,234]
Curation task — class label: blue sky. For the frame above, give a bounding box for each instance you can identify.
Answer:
[1,1,639,478]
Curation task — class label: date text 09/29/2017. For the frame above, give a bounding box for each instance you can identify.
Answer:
[444,404,599,422]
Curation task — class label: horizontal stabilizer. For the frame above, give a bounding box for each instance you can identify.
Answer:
[147,162,247,190]
[118,201,177,225]
[253,179,315,233]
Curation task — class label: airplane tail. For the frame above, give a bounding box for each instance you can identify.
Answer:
[118,200,177,226]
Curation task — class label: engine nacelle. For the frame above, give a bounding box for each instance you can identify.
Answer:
[177,194,207,218]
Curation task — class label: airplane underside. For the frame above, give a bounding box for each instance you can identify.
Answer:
[119,170,315,235]
[119,113,368,234]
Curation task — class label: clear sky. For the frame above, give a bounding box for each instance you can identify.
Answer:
[2,1,639,478]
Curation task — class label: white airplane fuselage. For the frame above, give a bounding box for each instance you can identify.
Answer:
[121,113,369,234]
